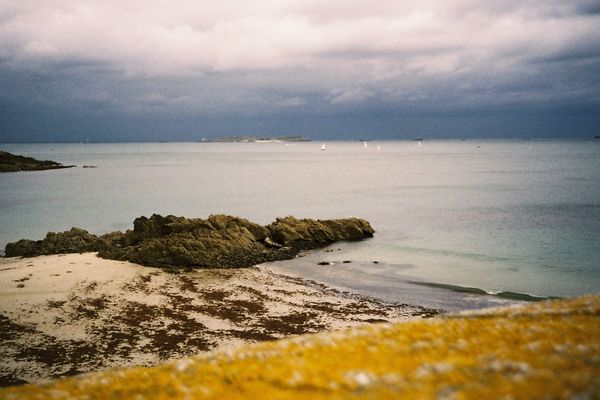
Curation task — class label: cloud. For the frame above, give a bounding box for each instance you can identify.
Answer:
[329,88,374,104]
[138,93,194,107]
[277,97,305,107]
[2,1,597,74]
[0,0,599,140]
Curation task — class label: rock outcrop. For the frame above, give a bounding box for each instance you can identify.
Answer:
[268,216,375,249]
[0,150,74,173]
[5,228,100,257]
[4,214,375,268]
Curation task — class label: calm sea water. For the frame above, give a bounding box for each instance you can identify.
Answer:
[1,140,599,310]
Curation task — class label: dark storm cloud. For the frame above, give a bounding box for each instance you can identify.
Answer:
[575,1,600,16]
[1,0,599,141]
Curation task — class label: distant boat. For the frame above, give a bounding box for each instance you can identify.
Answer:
[412,138,424,141]
[321,144,326,151]
[363,141,368,148]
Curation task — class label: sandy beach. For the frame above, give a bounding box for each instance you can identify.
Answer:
[0,252,437,386]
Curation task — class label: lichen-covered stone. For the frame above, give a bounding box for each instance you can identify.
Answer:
[2,294,598,399]
[4,214,374,268]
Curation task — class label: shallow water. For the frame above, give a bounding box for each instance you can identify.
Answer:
[1,140,599,309]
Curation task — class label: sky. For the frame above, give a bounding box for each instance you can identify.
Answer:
[1,0,600,142]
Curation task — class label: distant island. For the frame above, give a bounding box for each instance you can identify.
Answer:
[0,150,74,173]
[198,135,311,143]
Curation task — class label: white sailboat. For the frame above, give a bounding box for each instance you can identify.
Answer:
[363,141,368,148]
[321,144,327,151]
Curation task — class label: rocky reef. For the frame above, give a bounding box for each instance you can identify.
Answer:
[0,150,74,173]
[4,214,375,268]
[2,294,598,398]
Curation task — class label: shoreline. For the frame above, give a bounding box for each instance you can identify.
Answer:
[262,244,534,312]
[0,252,438,387]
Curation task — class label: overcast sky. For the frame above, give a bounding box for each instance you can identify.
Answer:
[1,0,599,141]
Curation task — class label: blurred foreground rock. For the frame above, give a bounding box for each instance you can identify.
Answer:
[5,214,375,268]
[2,294,598,399]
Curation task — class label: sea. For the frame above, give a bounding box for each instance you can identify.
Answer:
[1,140,599,311]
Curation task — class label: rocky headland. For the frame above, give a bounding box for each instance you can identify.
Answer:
[5,214,375,268]
[0,150,74,173]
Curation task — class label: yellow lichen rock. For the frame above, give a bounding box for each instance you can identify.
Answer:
[2,295,599,399]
